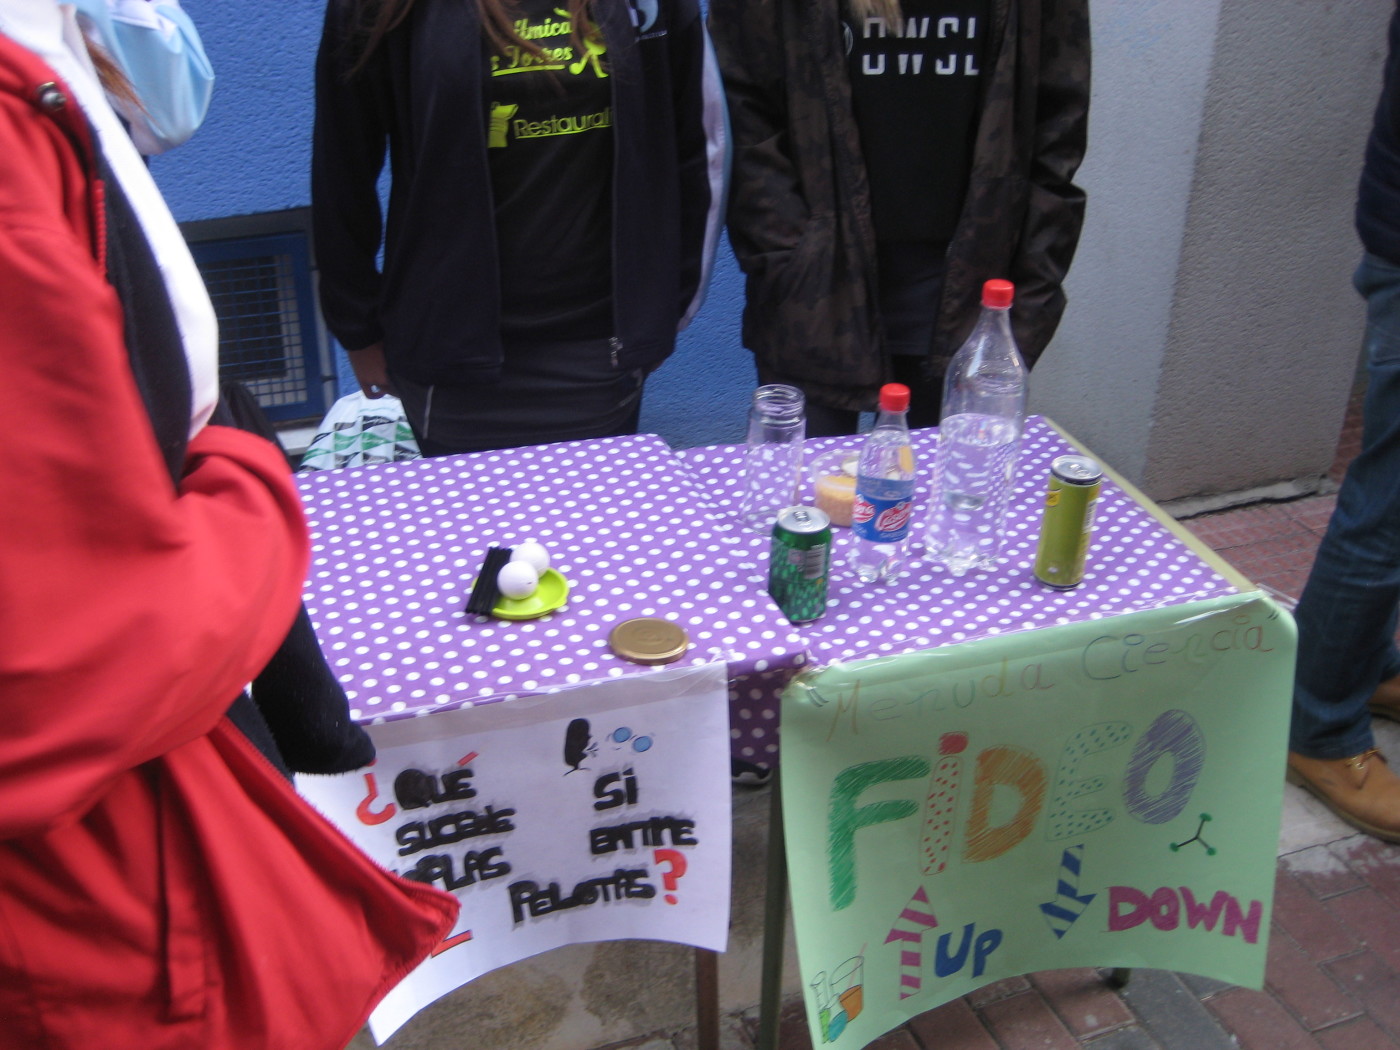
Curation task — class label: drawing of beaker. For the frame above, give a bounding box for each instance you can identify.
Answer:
[832,956,865,1023]
[810,972,833,1041]
[826,1008,849,1041]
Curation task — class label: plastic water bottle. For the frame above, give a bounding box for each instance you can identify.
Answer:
[848,383,917,584]
[926,279,1028,575]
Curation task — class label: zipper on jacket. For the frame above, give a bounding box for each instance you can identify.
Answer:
[609,336,622,368]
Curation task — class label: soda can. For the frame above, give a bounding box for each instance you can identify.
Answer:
[1033,455,1102,589]
[768,506,832,623]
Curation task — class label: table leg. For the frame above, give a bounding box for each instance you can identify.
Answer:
[1107,967,1132,988]
[695,948,719,1050]
[757,777,787,1050]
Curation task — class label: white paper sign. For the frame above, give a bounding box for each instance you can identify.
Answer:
[297,663,732,1043]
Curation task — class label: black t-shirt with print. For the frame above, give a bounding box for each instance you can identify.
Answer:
[487,0,614,342]
[844,0,990,243]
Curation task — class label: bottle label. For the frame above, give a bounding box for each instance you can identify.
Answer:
[852,478,914,543]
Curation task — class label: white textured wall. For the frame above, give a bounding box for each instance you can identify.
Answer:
[1143,0,1388,500]
[1034,0,1390,503]
[1032,0,1224,482]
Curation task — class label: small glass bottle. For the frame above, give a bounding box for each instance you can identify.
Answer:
[925,279,1028,575]
[739,384,806,530]
[848,383,916,584]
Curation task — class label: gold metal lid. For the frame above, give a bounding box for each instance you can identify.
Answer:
[608,617,690,665]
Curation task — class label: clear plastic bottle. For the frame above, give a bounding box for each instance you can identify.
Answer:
[925,279,1028,575]
[848,383,917,584]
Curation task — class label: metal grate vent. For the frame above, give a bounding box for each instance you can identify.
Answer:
[189,230,327,423]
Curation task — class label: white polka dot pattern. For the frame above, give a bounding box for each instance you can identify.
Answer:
[295,434,810,726]
[679,416,1241,760]
[297,420,1238,764]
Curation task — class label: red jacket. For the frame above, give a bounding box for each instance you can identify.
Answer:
[0,36,457,1049]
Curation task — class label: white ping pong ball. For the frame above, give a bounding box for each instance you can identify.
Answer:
[497,560,539,599]
[511,540,551,574]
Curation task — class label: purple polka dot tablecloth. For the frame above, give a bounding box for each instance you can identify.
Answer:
[676,416,1244,762]
[295,434,809,726]
[296,419,1242,764]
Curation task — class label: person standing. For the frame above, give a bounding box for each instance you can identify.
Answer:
[708,0,1088,433]
[312,0,726,456]
[1286,0,1400,843]
[0,5,457,1044]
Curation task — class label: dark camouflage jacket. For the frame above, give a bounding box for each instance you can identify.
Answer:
[709,0,1090,412]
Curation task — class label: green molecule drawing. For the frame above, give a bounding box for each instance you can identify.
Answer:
[1170,813,1216,856]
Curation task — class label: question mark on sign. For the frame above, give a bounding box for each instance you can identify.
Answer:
[355,762,396,826]
[654,848,688,904]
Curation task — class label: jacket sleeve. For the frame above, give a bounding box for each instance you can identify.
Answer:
[672,1,728,329]
[0,94,309,839]
[1009,0,1090,361]
[706,0,811,269]
[311,0,391,353]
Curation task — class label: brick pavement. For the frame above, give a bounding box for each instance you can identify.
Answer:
[614,815,1400,1050]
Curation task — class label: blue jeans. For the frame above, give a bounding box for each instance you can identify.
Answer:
[1291,252,1400,757]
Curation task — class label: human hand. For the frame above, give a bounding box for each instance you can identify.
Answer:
[348,342,396,398]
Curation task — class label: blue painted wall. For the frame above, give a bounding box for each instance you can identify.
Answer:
[154,2,754,449]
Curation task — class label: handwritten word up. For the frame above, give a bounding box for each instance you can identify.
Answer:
[932,923,1003,980]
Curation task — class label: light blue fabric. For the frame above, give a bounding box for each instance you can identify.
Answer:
[71,0,213,154]
[1291,251,1400,757]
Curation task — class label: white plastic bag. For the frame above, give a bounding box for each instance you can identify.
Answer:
[298,392,421,471]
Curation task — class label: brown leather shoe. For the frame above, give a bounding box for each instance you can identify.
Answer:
[1287,748,1400,843]
[1369,673,1400,723]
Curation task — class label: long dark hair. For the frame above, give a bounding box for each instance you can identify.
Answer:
[346,0,597,75]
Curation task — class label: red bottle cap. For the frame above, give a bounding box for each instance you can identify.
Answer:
[878,383,910,413]
[982,279,1014,309]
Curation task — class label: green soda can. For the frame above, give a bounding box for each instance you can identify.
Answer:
[769,506,832,623]
[1033,455,1102,589]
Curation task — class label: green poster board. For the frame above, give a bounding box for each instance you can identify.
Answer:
[780,593,1295,1048]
